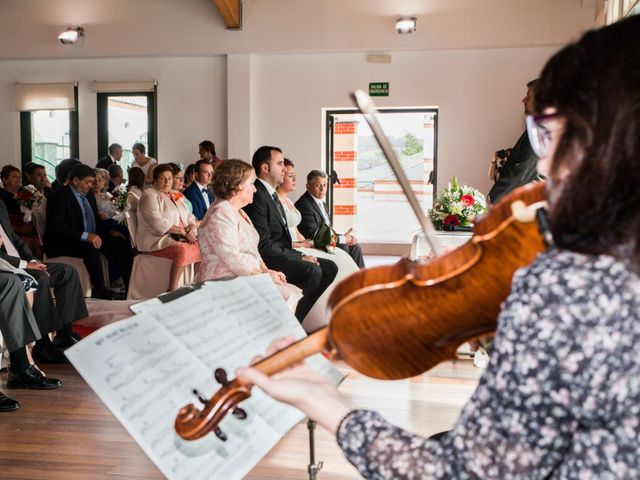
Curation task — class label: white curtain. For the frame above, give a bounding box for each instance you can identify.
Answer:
[91,81,156,93]
[14,82,76,111]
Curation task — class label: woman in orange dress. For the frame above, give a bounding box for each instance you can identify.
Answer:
[135,164,200,291]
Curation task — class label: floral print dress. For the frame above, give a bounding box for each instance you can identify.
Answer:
[337,248,640,479]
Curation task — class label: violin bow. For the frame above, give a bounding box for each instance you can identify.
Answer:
[352,90,443,255]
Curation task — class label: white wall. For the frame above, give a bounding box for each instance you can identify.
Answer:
[0,55,227,168]
[0,45,560,200]
[251,46,558,199]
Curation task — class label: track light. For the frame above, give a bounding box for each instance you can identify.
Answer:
[58,26,85,45]
[396,17,417,34]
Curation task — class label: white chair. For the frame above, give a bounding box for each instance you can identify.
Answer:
[125,210,193,300]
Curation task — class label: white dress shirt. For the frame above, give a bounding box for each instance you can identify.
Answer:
[196,181,211,209]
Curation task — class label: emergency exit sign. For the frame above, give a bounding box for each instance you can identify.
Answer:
[369,82,389,97]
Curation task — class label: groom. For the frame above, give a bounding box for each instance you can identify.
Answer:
[243,146,337,322]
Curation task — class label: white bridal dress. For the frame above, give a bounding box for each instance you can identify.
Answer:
[282,202,359,332]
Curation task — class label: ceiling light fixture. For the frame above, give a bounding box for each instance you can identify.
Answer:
[58,26,85,45]
[396,17,417,34]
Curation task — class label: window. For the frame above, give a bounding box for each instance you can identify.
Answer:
[325,108,438,247]
[19,83,79,181]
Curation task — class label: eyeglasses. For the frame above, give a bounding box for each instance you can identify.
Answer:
[526,112,560,158]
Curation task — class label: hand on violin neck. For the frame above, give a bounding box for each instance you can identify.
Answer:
[235,336,354,434]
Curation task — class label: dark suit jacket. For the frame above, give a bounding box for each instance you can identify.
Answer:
[183,181,214,220]
[243,180,302,262]
[0,188,19,215]
[488,131,540,204]
[43,186,101,258]
[0,199,37,266]
[96,155,114,170]
[294,191,328,240]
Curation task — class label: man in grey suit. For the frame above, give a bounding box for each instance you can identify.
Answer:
[0,271,62,411]
[0,199,88,363]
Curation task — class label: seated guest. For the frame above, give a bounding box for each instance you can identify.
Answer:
[93,168,131,289]
[183,159,214,220]
[295,169,365,268]
[107,163,124,194]
[136,164,200,291]
[0,165,42,259]
[198,140,222,166]
[277,160,358,328]
[51,158,80,191]
[126,166,145,216]
[184,164,196,189]
[23,162,52,197]
[197,160,298,300]
[0,199,88,362]
[131,142,157,185]
[44,164,133,298]
[96,143,123,170]
[243,146,337,322]
[0,269,62,411]
[167,163,193,215]
[93,168,116,221]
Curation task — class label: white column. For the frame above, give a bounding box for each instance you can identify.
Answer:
[227,54,253,162]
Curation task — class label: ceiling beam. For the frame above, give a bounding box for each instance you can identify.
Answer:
[212,0,242,30]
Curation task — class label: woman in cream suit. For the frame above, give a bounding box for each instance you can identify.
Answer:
[196,160,300,303]
[136,164,200,291]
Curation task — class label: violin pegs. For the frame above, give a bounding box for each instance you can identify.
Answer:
[192,389,210,407]
[232,407,247,420]
[214,367,230,387]
[214,427,227,442]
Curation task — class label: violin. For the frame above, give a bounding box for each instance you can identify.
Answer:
[175,92,549,441]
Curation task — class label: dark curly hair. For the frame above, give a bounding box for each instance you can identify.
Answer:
[212,159,253,200]
[534,15,640,263]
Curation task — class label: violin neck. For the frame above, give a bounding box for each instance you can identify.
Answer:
[253,328,330,376]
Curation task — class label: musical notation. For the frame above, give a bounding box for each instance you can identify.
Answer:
[65,275,343,480]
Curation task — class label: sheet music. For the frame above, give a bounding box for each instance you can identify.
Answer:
[66,275,343,480]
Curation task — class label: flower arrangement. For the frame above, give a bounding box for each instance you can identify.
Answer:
[14,185,44,223]
[312,222,338,253]
[429,176,488,230]
[111,185,128,225]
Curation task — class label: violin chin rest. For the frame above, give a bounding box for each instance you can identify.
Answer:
[510,200,537,223]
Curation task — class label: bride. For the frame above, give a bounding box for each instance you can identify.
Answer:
[277,159,359,331]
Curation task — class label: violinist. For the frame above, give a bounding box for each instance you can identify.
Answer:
[237,16,640,479]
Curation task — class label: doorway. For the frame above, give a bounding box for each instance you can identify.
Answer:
[97,91,157,178]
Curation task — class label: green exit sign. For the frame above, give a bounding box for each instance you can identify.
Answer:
[369,82,389,97]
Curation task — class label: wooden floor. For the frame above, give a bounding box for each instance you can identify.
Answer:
[0,359,482,479]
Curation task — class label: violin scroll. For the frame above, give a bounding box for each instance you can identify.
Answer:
[174,368,252,441]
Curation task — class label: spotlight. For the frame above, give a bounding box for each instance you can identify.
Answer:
[395,17,417,34]
[58,26,85,45]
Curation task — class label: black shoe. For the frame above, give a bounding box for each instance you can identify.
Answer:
[91,288,114,300]
[32,342,69,364]
[0,392,20,412]
[7,365,62,390]
[53,334,79,350]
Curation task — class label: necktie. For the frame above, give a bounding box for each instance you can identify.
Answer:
[322,202,331,223]
[272,192,287,223]
[81,195,96,233]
